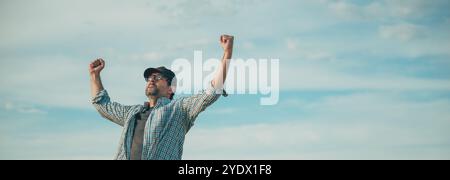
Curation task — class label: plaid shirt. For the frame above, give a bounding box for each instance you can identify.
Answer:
[91,85,222,160]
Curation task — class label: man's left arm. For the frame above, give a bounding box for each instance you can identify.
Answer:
[180,35,234,128]
[212,34,233,90]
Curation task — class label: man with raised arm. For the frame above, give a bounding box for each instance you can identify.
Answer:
[89,35,234,160]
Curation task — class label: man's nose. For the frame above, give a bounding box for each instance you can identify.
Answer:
[149,80,157,85]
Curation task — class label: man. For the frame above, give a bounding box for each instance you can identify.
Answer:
[89,35,234,160]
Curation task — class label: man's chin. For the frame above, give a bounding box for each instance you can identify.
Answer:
[146,90,158,97]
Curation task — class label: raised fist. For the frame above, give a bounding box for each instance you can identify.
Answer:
[89,58,105,75]
[220,35,234,52]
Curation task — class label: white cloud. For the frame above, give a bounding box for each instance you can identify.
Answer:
[242,41,255,50]
[286,39,299,51]
[1,101,46,114]
[281,62,450,91]
[0,127,120,160]
[328,1,363,20]
[324,0,449,21]
[285,38,336,61]
[383,0,449,19]
[300,92,450,122]
[379,23,424,41]
[165,38,214,51]
[0,0,254,49]
[0,1,161,47]
[129,52,165,62]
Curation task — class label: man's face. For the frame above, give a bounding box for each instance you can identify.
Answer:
[145,73,171,98]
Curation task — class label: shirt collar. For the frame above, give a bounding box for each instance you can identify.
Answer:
[144,97,171,109]
[155,97,171,107]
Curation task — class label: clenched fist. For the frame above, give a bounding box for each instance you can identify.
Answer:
[89,58,105,75]
[220,35,234,53]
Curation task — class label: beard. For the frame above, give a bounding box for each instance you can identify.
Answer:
[145,86,159,97]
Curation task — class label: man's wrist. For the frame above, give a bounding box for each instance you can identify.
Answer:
[224,50,233,57]
[90,72,101,79]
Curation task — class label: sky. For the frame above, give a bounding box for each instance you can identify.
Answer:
[0,0,449,159]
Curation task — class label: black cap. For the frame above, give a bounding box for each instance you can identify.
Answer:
[143,66,176,85]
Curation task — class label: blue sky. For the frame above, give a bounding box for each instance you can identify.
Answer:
[1,0,450,159]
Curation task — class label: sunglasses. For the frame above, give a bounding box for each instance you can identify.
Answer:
[145,74,166,82]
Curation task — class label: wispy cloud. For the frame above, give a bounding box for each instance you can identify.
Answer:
[324,0,450,21]
[281,62,450,91]
[379,23,425,41]
[0,127,120,160]
[1,101,46,114]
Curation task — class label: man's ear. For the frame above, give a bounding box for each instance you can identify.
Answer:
[168,86,174,95]
[166,86,175,99]
[169,77,177,94]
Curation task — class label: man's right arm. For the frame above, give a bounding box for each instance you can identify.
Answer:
[90,58,105,97]
[89,58,132,127]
